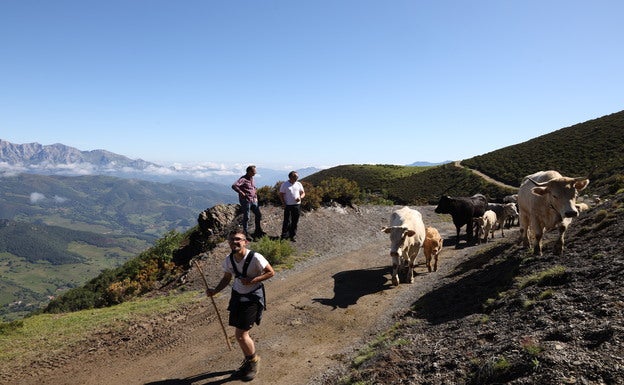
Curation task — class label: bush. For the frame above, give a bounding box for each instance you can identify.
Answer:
[301,181,322,211]
[257,185,280,206]
[250,237,295,266]
[318,177,361,206]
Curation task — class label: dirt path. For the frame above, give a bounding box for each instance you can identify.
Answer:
[454,161,519,190]
[9,206,515,385]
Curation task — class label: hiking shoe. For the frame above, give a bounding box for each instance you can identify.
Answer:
[232,356,260,381]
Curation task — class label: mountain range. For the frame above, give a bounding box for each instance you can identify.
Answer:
[0,139,320,187]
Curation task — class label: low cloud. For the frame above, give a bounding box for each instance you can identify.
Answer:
[53,195,68,203]
[29,192,68,204]
[30,192,46,204]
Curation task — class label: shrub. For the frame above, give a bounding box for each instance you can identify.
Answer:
[250,237,295,266]
[257,184,280,206]
[318,177,361,206]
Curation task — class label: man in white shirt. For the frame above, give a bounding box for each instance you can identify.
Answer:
[279,171,306,242]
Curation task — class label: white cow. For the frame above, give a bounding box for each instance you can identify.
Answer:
[474,210,497,243]
[381,206,426,286]
[517,170,589,256]
[487,203,518,237]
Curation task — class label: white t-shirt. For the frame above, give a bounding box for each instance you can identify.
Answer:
[222,250,269,295]
[280,180,305,205]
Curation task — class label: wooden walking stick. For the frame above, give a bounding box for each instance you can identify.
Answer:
[194,259,232,350]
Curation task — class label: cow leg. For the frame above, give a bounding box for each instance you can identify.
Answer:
[518,212,530,248]
[554,223,567,256]
[467,219,475,245]
[532,224,544,256]
[407,247,421,283]
[425,252,432,272]
[391,255,400,286]
[455,226,461,248]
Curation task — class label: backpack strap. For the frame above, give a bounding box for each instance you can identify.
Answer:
[229,250,256,278]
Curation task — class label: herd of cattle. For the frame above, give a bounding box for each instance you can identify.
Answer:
[382,170,591,285]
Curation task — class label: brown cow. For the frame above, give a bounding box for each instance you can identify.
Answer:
[517,170,589,256]
[423,227,443,272]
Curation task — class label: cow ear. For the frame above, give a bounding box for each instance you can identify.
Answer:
[404,229,416,237]
[574,178,589,191]
[381,227,391,234]
[532,186,549,196]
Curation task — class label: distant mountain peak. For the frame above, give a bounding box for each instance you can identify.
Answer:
[0,139,155,169]
[408,160,453,167]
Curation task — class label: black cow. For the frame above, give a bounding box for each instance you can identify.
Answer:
[434,194,488,247]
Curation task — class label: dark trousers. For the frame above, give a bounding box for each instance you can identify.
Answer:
[281,204,301,239]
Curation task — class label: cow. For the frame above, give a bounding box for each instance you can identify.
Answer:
[381,206,426,286]
[504,202,520,228]
[517,170,589,256]
[423,226,443,272]
[474,210,497,243]
[434,194,488,247]
[487,202,519,237]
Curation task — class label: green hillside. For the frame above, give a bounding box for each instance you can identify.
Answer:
[0,173,231,321]
[304,111,624,203]
[303,164,432,192]
[461,109,624,193]
[0,173,230,237]
[0,220,148,320]
[303,163,515,205]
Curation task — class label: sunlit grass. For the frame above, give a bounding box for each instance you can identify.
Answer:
[0,290,202,367]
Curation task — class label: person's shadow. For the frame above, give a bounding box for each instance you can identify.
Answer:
[313,266,392,309]
[144,370,235,385]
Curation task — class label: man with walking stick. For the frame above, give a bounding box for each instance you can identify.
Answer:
[205,229,275,381]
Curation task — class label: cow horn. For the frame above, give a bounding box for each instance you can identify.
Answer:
[527,177,547,186]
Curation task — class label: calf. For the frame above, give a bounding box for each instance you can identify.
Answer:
[487,202,519,237]
[381,206,426,285]
[474,210,497,243]
[423,227,443,272]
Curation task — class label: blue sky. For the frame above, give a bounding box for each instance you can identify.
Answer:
[2,1,623,170]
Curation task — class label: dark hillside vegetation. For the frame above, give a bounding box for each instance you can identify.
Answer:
[303,164,515,205]
[387,164,515,204]
[461,109,624,194]
[303,164,431,195]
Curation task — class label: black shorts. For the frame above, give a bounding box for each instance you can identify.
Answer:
[229,300,260,331]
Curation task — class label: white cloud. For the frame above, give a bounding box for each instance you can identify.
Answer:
[30,192,46,204]
[53,195,68,203]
